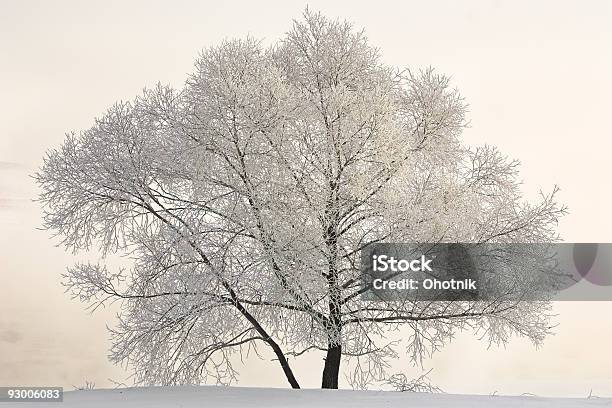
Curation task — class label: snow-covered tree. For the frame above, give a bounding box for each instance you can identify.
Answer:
[36,10,565,389]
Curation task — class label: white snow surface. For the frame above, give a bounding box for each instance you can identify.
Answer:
[9,386,612,408]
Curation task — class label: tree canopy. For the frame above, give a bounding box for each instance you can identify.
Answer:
[37,10,565,389]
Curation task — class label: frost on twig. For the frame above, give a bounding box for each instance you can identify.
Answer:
[385,370,442,393]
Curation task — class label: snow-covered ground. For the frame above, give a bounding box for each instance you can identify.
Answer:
[8,386,612,408]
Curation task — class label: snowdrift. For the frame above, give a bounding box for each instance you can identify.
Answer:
[8,385,611,407]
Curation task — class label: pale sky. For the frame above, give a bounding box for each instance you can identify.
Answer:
[1,0,611,397]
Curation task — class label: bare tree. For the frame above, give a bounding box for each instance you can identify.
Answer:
[36,10,565,389]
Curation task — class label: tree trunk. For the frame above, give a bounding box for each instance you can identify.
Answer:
[268,339,301,389]
[220,281,301,389]
[321,344,342,389]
